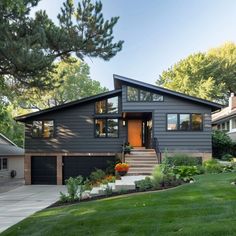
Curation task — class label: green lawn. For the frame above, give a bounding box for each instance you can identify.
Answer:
[2,173,236,236]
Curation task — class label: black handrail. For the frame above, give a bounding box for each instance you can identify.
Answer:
[152,137,162,163]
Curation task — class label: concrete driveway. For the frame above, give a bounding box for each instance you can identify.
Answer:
[0,185,66,233]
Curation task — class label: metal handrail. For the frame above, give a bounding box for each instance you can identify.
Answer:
[152,137,162,163]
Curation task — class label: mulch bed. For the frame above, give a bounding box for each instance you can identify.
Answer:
[48,181,184,209]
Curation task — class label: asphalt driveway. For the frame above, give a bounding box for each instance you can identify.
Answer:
[0,185,66,233]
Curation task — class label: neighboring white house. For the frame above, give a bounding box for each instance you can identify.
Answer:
[0,133,24,179]
[212,93,236,141]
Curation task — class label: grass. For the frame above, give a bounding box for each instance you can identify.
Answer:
[2,173,236,236]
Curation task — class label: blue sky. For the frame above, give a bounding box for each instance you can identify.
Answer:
[33,0,236,89]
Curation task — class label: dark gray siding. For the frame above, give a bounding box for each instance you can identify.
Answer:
[122,85,212,153]
[25,96,126,153]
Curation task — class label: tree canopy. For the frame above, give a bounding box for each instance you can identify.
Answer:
[157,42,236,104]
[0,0,124,89]
[17,58,108,110]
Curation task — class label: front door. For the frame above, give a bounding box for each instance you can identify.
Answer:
[128,120,142,147]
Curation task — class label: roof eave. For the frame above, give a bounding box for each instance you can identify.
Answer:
[15,89,122,122]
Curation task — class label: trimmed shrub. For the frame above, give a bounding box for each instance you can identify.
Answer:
[203,160,223,173]
[221,153,233,161]
[164,153,202,166]
[135,177,154,191]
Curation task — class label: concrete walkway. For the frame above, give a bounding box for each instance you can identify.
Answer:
[0,185,66,233]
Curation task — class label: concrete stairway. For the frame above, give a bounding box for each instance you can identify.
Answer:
[125,148,159,175]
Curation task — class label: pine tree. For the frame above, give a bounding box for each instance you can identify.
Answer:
[0,0,124,89]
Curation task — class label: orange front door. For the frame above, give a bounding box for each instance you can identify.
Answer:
[128,120,142,147]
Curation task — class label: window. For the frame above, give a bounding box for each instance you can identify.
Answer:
[232,118,236,129]
[0,158,8,170]
[167,114,178,130]
[32,121,43,137]
[95,119,119,138]
[107,119,119,137]
[127,86,139,101]
[95,119,106,137]
[95,100,106,114]
[179,114,190,131]
[43,121,54,138]
[95,96,119,114]
[31,120,54,138]
[107,97,118,113]
[167,113,203,131]
[191,114,202,131]
[140,90,152,102]
[127,86,164,102]
[153,94,164,101]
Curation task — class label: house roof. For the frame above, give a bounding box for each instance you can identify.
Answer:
[0,134,24,156]
[15,89,122,122]
[212,106,236,124]
[113,74,223,111]
[15,74,223,122]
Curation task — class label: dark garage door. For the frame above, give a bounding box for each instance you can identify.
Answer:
[31,156,57,185]
[63,156,115,183]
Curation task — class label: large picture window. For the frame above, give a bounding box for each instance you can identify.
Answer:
[167,113,203,131]
[95,119,119,138]
[127,86,163,102]
[32,120,54,138]
[95,96,119,114]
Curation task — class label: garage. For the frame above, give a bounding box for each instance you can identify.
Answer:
[31,156,57,185]
[63,156,115,183]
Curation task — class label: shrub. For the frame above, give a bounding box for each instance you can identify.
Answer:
[203,160,223,173]
[152,164,177,187]
[90,169,106,184]
[173,166,199,182]
[212,130,233,158]
[60,176,84,202]
[152,165,164,188]
[164,153,202,166]
[135,177,154,191]
[196,165,205,174]
[222,164,234,173]
[105,159,120,175]
[222,153,233,161]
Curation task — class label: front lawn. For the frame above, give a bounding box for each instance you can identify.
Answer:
[2,173,236,236]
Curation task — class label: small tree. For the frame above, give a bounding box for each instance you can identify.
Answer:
[212,130,233,158]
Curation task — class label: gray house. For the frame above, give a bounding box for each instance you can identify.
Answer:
[16,75,222,185]
[0,133,24,179]
[212,93,236,141]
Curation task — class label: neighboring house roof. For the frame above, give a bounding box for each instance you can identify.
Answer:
[0,134,24,156]
[15,89,122,122]
[113,74,223,111]
[212,106,236,124]
[15,74,223,122]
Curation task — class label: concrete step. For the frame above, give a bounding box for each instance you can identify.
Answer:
[128,163,158,168]
[125,157,158,161]
[131,149,155,152]
[128,152,156,156]
[126,160,158,164]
